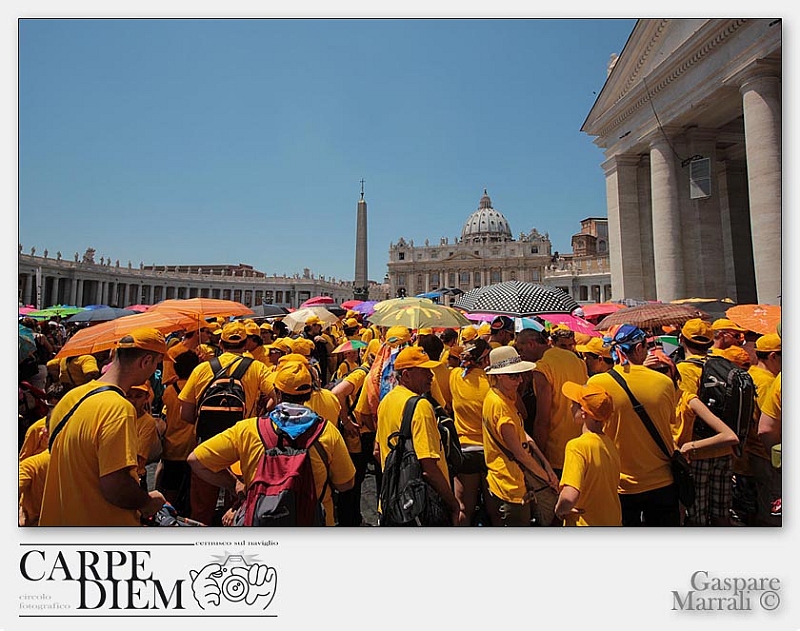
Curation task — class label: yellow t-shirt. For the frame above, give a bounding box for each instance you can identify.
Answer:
[534,346,589,468]
[178,352,271,418]
[431,361,453,411]
[375,385,448,483]
[308,388,342,426]
[760,372,781,420]
[161,379,196,461]
[191,416,355,526]
[449,366,489,447]
[135,411,160,478]
[19,450,50,525]
[40,380,141,526]
[19,417,48,462]
[342,365,370,432]
[745,365,777,461]
[482,387,527,504]
[588,365,678,495]
[560,431,622,526]
[677,354,705,396]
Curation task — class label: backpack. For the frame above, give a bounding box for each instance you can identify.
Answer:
[378,395,450,527]
[423,393,463,477]
[235,412,329,526]
[683,355,755,456]
[195,356,254,443]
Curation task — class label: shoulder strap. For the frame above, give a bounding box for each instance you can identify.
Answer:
[399,395,424,440]
[679,357,706,368]
[231,356,254,380]
[48,385,125,451]
[607,369,671,459]
[197,356,244,403]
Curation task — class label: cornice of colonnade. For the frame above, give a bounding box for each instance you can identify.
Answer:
[17,253,354,289]
[725,59,781,93]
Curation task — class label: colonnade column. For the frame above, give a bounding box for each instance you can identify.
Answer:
[649,136,686,301]
[741,71,782,304]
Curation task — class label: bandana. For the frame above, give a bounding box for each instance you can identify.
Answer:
[603,324,647,366]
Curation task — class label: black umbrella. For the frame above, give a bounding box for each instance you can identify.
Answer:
[452,281,579,317]
[66,307,138,323]
[249,304,290,317]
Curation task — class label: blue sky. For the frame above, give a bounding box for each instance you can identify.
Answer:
[18,18,636,283]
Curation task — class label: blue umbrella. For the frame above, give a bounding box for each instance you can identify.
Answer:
[19,323,37,363]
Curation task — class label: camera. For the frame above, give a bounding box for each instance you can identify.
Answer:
[219,555,250,602]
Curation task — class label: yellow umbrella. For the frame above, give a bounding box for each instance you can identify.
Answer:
[367,302,471,330]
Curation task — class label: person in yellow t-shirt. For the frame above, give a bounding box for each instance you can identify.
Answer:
[449,339,498,525]
[746,333,781,526]
[531,333,589,475]
[556,382,622,526]
[330,339,380,526]
[375,346,465,526]
[243,321,270,364]
[155,349,200,514]
[178,321,272,526]
[587,325,680,526]
[19,449,50,526]
[188,360,355,526]
[488,316,515,349]
[125,381,165,488]
[482,346,559,527]
[417,333,453,414]
[38,328,168,526]
[161,325,214,385]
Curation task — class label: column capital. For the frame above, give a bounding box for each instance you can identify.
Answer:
[727,59,781,91]
[643,126,684,149]
[601,153,642,176]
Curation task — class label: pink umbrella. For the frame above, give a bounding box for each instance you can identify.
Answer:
[18,305,37,316]
[581,302,627,320]
[463,312,499,322]
[340,299,364,310]
[539,313,602,337]
[125,304,152,312]
[300,295,335,307]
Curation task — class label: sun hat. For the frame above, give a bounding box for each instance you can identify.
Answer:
[220,321,248,343]
[267,337,293,354]
[274,361,313,395]
[477,322,491,336]
[484,346,536,374]
[561,381,614,422]
[681,318,714,344]
[305,315,323,326]
[755,333,781,353]
[259,322,273,331]
[550,324,575,338]
[244,321,262,337]
[711,318,747,333]
[344,317,360,329]
[418,327,434,336]
[117,328,167,354]
[394,346,439,370]
[575,336,612,359]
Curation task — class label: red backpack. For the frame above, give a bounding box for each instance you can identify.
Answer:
[236,415,329,526]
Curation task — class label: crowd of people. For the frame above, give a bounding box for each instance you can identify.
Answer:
[17,304,782,527]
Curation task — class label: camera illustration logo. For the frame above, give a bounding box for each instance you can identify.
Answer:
[189,554,277,611]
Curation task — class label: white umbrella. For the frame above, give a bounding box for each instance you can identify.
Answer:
[282,306,339,334]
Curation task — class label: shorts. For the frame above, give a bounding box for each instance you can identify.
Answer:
[458,447,487,476]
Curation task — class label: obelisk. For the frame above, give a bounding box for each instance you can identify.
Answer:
[353,179,369,301]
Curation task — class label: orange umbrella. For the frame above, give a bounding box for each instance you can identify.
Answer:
[726,304,781,335]
[55,310,195,358]
[150,297,255,324]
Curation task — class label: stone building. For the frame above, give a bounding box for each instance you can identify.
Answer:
[17,250,363,310]
[386,190,611,304]
[581,18,781,304]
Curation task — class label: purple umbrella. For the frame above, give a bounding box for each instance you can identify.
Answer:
[352,300,379,316]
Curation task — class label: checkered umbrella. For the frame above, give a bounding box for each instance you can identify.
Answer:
[452,281,579,318]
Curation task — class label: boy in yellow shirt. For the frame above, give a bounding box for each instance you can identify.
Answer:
[556,382,622,526]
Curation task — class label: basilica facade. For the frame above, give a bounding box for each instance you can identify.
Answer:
[386,190,611,304]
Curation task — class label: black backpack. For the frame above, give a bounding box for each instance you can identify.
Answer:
[684,355,755,456]
[195,356,254,443]
[378,396,450,527]
[423,393,463,477]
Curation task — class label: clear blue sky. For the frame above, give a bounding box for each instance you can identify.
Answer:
[19,18,636,284]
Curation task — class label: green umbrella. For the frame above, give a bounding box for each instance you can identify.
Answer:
[27,304,86,319]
